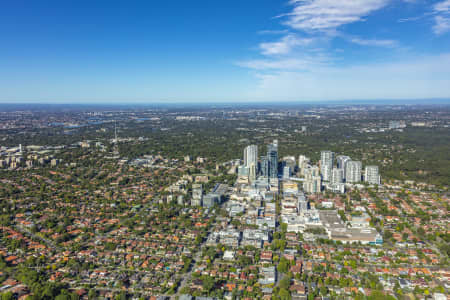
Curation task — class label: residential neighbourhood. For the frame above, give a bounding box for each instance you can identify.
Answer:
[0,105,449,299]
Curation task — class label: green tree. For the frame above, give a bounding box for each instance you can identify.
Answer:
[1,292,13,300]
[202,276,215,292]
[278,288,291,300]
[277,257,289,274]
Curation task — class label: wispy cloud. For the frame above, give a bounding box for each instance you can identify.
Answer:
[237,0,449,101]
[433,0,450,34]
[433,15,450,34]
[349,37,398,47]
[398,15,426,23]
[245,53,450,101]
[399,0,450,34]
[239,0,397,67]
[259,34,314,55]
[281,0,390,32]
[434,0,450,12]
[236,55,330,71]
[258,29,289,35]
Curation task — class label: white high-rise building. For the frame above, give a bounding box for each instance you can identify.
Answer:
[365,165,380,185]
[331,168,344,184]
[336,155,351,179]
[303,176,321,194]
[322,167,332,182]
[346,161,362,183]
[244,145,258,169]
[320,151,334,181]
[329,168,345,193]
[283,166,291,179]
[282,156,296,168]
[298,155,310,176]
[303,166,321,193]
[310,165,320,177]
[298,155,308,166]
[191,184,203,206]
[249,163,257,182]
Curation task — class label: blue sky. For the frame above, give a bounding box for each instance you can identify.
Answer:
[0,0,449,103]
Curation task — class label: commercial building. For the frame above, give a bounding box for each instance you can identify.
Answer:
[320,151,334,181]
[331,168,344,184]
[329,227,383,245]
[346,160,362,183]
[298,155,310,176]
[267,141,278,178]
[303,166,321,194]
[249,163,257,181]
[260,156,269,178]
[336,155,351,179]
[203,183,228,208]
[283,166,291,179]
[282,156,296,169]
[365,165,381,185]
[191,184,203,206]
[244,145,258,169]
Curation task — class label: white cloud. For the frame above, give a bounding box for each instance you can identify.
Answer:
[258,29,289,35]
[244,53,450,101]
[396,0,450,34]
[434,0,450,12]
[398,15,425,23]
[349,37,398,47]
[282,0,390,31]
[259,34,314,55]
[236,56,328,71]
[432,0,450,35]
[237,0,450,101]
[249,0,397,60]
[433,15,450,34]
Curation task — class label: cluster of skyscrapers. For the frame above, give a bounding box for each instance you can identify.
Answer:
[313,150,380,193]
[238,142,381,194]
[238,140,279,180]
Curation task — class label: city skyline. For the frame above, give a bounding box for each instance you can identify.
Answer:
[0,104,448,298]
[1,0,450,103]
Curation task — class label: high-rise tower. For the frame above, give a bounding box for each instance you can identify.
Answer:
[320,151,334,181]
[365,165,380,185]
[336,155,351,179]
[244,145,258,169]
[267,141,278,178]
[260,156,269,177]
[346,161,362,183]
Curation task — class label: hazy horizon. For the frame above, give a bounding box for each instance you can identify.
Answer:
[0,98,449,107]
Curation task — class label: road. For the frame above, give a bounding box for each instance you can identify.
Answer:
[174,228,214,298]
[173,203,224,298]
[15,223,60,251]
[301,257,447,271]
